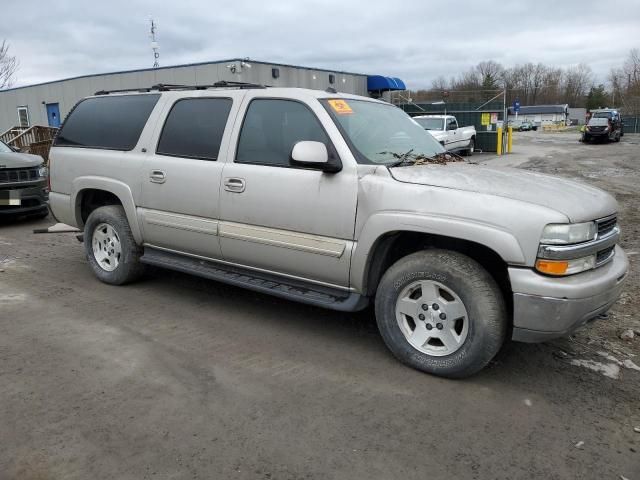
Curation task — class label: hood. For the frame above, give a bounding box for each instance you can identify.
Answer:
[390,163,617,222]
[588,118,609,127]
[0,152,43,169]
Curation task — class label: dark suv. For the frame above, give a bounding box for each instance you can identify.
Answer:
[0,140,49,218]
[583,109,623,143]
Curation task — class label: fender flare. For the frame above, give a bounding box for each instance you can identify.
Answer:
[350,212,526,292]
[71,176,142,244]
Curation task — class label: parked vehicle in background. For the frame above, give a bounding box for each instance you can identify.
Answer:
[518,121,537,131]
[49,85,627,378]
[589,109,624,137]
[413,115,476,155]
[583,109,623,143]
[0,140,49,219]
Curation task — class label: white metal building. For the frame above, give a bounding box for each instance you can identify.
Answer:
[0,58,406,133]
[507,104,569,126]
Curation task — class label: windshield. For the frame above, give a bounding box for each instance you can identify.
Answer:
[0,141,13,153]
[414,117,444,131]
[593,111,613,118]
[323,99,445,164]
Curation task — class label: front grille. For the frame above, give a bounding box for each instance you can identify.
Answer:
[589,126,605,132]
[597,216,617,237]
[596,246,615,265]
[0,167,39,184]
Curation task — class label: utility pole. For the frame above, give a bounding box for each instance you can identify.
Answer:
[150,18,159,68]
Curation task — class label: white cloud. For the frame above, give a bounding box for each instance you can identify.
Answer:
[3,0,639,89]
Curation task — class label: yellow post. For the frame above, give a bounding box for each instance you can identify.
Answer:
[496,127,503,155]
[507,126,513,153]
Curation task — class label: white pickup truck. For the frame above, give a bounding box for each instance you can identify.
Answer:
[413,115,476,155]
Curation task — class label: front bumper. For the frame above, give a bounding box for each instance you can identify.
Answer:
[584,129,610,137]
[510,246,628,342]
[0,181,48,216]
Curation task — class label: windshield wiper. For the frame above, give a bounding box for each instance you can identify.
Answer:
[384,149,416,168]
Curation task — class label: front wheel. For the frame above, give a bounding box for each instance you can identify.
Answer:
[374,249,507,378]
[84,205,145,285]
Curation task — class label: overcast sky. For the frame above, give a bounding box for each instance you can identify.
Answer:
[4,0,639,89]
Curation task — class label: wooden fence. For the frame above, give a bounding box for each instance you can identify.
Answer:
[0,125,58,164]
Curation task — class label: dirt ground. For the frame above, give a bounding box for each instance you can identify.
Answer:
[0,131,639,480]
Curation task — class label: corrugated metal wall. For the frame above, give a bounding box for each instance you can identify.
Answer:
[0,60,369,132]
[622,116,640,134]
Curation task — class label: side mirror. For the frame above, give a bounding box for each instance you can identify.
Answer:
[447,123,457,131]
[291,141,341,173]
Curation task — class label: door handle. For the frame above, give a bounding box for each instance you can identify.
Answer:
[149,170,166,184]
[224,177,246,193]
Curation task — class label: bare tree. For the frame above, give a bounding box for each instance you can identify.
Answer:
[475,60,504,89]
[540,67,563,104]
[615,48,640,113]
[562,63,592,106]
[608,67,625,107]
[0,40,18,89]
[431,75,449,91]
[623,48,640,87]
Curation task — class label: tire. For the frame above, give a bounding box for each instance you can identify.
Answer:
[583,134,591,143]
[84,205,145,285]
[465,137,475,156]
[374,249,507,378]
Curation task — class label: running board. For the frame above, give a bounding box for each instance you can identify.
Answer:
[140,247,369,312]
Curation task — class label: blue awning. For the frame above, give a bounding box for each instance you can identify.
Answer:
[367,75,406,92]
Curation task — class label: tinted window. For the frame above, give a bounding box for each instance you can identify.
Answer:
[236,99,329,167]
[54,94,159,150]
[157,98,232,160]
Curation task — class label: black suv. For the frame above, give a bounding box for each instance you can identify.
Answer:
[583,109,623,143]
[0,140,49,218]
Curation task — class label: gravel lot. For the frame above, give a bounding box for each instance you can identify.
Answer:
[1,131,639,480]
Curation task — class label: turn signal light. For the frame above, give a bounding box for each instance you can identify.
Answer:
[535,255,597,276]
[535,259,569,275]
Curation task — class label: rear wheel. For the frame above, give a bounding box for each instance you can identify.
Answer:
[84,205,145,285]
[464,137,475,156]
[374,249,507,378]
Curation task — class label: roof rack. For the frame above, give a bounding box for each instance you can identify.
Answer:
[94,80,267,96]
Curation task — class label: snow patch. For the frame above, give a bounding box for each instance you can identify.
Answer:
[622,359,640,372]
[569,359,620,379]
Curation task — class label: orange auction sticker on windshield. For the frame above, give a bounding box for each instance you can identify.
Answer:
[328,99,353,115]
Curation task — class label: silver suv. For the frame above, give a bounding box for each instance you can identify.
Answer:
[49,83,628,378]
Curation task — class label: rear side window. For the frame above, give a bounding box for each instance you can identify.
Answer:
[236,99,329,167]
[54,94,160,150]
[156,98,232,160]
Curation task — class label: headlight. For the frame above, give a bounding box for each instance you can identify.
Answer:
[540,222,596,245]
[536,255,596,276]
[38,164,49,178]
